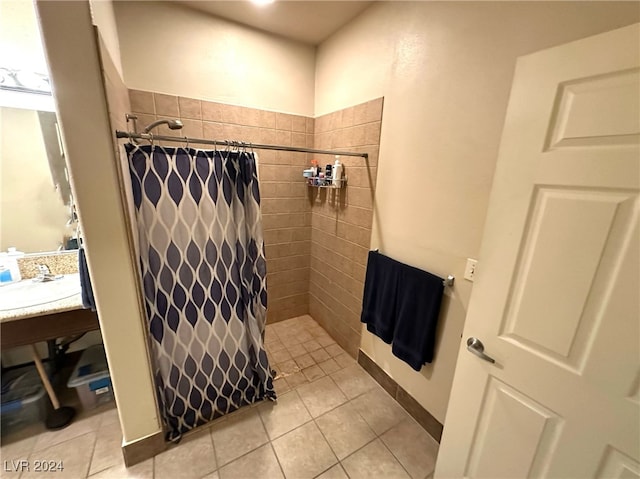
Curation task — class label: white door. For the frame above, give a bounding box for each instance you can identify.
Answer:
[436,24,640,479]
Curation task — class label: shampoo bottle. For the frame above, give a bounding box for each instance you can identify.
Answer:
[332,157,343,187]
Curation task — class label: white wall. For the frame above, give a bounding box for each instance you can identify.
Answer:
[89,0,123,77]
[114,1,316,116]
[316,1,640,423]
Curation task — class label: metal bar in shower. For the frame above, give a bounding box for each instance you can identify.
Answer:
[115,130,369,159]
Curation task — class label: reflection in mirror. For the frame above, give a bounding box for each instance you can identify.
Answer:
[0,106,78,253]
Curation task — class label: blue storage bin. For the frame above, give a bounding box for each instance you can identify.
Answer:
[1,365,47,435]
[67,345,114,410]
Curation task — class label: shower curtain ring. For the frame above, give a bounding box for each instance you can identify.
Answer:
[148,132,154,147]
[184,136,189,149]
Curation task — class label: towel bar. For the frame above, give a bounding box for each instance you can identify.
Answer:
[371,250,455,288]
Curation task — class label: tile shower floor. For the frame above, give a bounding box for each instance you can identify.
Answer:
[0,315,439,479]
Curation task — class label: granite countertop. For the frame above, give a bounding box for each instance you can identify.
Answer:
[0,281,85,323]
[0,294,84,323]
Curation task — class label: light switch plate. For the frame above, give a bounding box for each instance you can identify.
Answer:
[464,258,478,281]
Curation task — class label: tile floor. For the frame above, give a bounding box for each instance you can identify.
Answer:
[0,315,439,478]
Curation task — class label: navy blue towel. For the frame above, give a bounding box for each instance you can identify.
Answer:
[78,246,97,312]
[360,251,400,343]
[391,263,444,371]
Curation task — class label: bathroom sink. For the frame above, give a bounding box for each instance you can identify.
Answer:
[0,274,81,311]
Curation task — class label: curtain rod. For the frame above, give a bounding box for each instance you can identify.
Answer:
[115,130,368,159]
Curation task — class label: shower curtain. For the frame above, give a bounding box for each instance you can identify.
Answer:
[125,144,275,439]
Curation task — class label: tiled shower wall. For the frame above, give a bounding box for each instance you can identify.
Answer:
[128,89,314,323]
[127,90,382,355]
[309,100,383,356]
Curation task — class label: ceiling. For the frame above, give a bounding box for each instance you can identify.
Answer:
[178,1,374,45]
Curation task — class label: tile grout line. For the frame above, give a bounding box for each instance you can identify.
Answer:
[376,432,415,479]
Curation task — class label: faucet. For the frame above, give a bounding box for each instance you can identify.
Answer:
[33,264,62,282]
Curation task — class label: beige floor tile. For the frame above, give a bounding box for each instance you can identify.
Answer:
[310,348,331,363]
[200,471,219,479]
[218,444,283,479]
[272,422,337,479]
[380,419,439,479]
[296,377,347,418]
[89,418,124,475]
[271,348,293,363]
[275,359,299,376]
[315,463,349,479]
[32,411,102,452]
[0,429,39,476]
[154,429,217,479]
[315,402,376,460]
[265,330,279,345]
[308,326,327,336]
[278,334,302,346]
[341,439,410,479]
[269,340,287,353]
[334,354,356,369]
[287,344,307,358]
[330,365,377,399]
[302,339,323,353]
[257,390,312,440]
[302,365,325,382]
[21,432,96,479]
[97,406,119,428]
[284,372,309,389]
[350,388,410,435]
[294,353,316,369]
[316,336,337,348]
[318,358,342,375]
[211,408,268,466]
[273,377,291,395]
[325,344,345,357]
[87,458,153,479]
[297,331,314,343]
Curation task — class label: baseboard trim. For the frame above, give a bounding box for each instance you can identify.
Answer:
[122,430,166,467]
[358,350,444,443]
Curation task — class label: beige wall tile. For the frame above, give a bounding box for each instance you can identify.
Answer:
[181,119,203,139]
[202,121,224,139]
[291,131,306,148]
[364,121,381,145]
[365,98,384,124]
[291,115,307,133]
[276,112,293,131]
[306,117,315,134]
[178,97,202,120]
[154,93,179,117]
[130,89,154,114]
[258,128,276,144]
[353,102,368,125]
[275,129,292,146]
[259,110,277,129]
[202,101,224,122]
[341,108,355,128]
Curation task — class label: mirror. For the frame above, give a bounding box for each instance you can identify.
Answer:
[0,106,78,253]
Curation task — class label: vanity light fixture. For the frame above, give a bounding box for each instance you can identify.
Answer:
[250,0,275,6]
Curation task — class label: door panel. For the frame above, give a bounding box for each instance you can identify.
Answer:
[436,24,640,479]
[465,378,562,479]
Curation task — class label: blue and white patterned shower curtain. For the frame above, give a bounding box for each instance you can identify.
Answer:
[126,144,275,439]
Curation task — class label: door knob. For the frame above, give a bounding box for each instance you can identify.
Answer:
[466,337,496,364]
